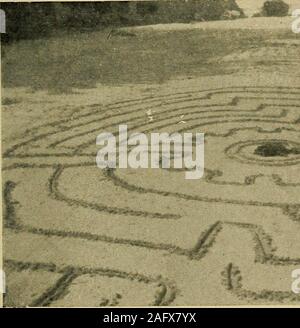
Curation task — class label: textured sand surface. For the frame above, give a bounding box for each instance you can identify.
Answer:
[2,17,300,306]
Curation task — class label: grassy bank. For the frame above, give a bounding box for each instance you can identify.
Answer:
[2,27,295,93]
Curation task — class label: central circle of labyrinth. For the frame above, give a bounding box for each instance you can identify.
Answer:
[226,139,300,166]
[254,141,300,158]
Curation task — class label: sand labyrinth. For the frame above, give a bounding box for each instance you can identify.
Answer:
[3,85,300,306]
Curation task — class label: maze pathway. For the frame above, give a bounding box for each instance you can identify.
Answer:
[3,83,300,306]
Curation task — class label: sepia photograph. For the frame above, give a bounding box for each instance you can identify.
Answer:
[1,0,300,311]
